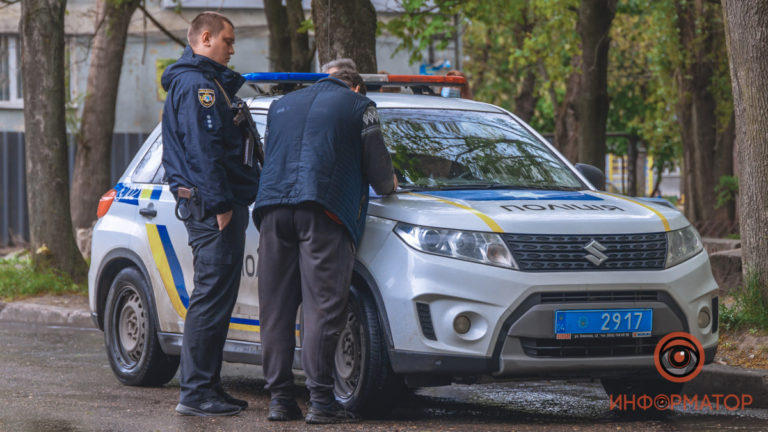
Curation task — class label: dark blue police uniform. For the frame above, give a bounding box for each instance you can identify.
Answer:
[161,46,260,408]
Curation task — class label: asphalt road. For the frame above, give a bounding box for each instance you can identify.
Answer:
[1,322,767,432]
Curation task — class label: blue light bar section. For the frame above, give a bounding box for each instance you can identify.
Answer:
[243,72,329,83]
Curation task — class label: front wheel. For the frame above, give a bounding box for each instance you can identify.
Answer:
[104,267,179,386]
[334,286,405,416]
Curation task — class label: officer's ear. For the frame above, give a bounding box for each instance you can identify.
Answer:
[351,85,361,94]
[199,29,213,47]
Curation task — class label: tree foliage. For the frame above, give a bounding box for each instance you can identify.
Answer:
[384,0,736,219]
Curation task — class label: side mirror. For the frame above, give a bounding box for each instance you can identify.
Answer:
[575,163,606,191]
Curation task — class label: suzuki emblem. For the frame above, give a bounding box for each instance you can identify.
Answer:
[584,239,609,266]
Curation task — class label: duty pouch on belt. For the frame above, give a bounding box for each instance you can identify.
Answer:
[175,186,205,221]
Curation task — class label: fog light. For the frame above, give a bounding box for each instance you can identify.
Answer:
[453,314,471,334]
[698,308,711,329]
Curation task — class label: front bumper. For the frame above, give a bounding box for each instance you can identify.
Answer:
[360,227,719,377]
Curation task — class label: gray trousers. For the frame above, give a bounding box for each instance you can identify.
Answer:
[180,204,248,404]
[257,204,355,404]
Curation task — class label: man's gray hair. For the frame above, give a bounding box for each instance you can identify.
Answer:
[330,67,367,95]
[321,58,358,73]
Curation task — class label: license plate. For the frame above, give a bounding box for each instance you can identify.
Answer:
[554,309,652,339]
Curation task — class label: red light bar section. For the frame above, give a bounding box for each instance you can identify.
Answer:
[386,75,466,86]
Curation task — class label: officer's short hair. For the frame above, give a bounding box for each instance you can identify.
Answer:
[321,58,358,73]
[188,12,234,46]
[331,68,367,95]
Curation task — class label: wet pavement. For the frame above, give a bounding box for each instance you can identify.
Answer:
[1,322,767,431]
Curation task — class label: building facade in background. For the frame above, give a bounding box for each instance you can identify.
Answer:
[0,0,450,246]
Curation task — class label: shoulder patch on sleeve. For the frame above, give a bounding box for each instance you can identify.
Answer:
[363,106,379,126]
[362,106,381,137]
[198,89,215,108]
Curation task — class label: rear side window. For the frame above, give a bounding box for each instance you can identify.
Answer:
[132,136,163,184]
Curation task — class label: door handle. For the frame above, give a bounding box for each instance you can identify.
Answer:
[139,206,157,218]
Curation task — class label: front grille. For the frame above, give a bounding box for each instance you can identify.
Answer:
[540,291,659,303]
[521,336,660,358]
[502,233,667,271]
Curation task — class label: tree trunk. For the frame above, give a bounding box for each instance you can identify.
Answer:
[20,0,87,281]
[577,0,617,172]
[286,0,312,71]
[514,69,537,123]
[676,0,734,226]
[264,0,292,72]
[70,0,141,235]
[512,6,537,123]
[553,55,581,163]
[311,0,377,73]
[265,0,312,72]
[722,0,768,288]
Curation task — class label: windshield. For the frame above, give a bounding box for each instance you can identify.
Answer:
[379,109,584,191]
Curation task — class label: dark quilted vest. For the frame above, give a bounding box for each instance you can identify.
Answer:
[254,78,373,245]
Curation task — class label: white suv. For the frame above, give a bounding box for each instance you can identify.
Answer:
[89,78,718,415]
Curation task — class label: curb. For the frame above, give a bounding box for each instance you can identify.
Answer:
[0,301,94,329]
[1,301,767,407]
[684,363,768,408]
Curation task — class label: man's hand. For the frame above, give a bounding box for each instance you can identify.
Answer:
[392,173,399,192]
[217,210,233,231]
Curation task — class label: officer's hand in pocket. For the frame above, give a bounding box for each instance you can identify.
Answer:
[217,210,233,231]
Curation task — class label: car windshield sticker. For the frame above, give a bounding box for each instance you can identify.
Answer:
[423,190,604,201]
[198,88,215,108]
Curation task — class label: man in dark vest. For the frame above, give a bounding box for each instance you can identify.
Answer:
[254,62,397,424]
[161,11,260,416]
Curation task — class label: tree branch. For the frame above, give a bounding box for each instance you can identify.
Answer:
[138,4,185,48]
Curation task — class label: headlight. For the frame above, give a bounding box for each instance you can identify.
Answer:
[666,225,703,268]
[393,223,518,269]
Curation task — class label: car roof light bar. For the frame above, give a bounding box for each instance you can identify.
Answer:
[242,72,328,83]
[243,72,466,87]
[385,75,466,86]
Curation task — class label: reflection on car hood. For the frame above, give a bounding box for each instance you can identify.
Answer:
[368,189,686,234]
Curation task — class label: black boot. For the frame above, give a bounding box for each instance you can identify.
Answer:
[268,398,303,421]
[214,385,248,409]
[305,400,359,424]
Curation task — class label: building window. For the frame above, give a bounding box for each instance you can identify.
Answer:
[0,35,23,106]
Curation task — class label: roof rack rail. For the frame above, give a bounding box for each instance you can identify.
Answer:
[242,72,466,87]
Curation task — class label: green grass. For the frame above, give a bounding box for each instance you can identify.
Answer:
[0,256,86,301]
[721,273,768,331]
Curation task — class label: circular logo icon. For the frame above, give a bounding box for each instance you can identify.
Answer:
[654,332,705,383]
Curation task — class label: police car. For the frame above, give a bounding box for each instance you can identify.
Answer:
[89,73,718,415]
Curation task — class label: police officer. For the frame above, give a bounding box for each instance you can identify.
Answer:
[254,62,397,424]
[161,11,260,416]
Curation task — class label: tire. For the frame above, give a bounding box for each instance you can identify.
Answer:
[334,285,405,416]
[601,375,683,417]
[103,267,179,386]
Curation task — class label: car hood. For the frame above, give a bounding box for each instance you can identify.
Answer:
[368,189,686,234]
